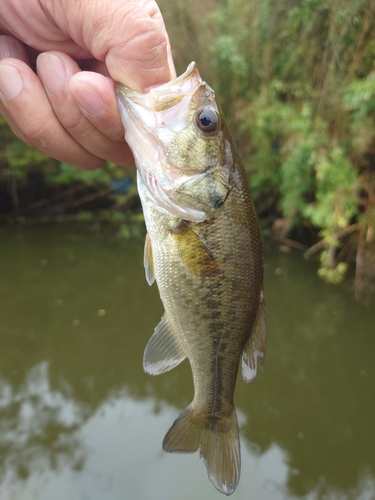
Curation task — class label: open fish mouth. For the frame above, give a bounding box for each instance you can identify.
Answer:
[116,62,201,124]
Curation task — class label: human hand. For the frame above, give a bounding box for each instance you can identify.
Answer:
[0,0,175,169]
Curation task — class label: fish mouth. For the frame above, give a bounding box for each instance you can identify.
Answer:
[115,62,202,174]
[116,62,203,134]
[116,62,201,112]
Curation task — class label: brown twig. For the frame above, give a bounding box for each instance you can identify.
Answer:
[304,223,360,258]
[19,183,84,214]
[50,187,113,213]
[273,236,308,252]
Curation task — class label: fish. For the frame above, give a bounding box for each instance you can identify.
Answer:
[116,62,266,496]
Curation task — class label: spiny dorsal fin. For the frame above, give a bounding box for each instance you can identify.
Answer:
[144,232,155,286]
[242,295,266,382]
[143,314,186,375]
[170,221,219,277]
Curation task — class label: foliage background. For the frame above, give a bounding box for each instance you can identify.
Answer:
[1,0,375,298]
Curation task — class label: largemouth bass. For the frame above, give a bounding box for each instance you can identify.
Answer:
[116,62,266,496]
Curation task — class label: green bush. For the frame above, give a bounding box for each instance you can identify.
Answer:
[2,0,375,295]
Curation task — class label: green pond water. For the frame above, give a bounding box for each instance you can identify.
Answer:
[0,225,374,500]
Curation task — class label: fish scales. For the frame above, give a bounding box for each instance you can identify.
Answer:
[143,161,261,404]
[116,62,266,496]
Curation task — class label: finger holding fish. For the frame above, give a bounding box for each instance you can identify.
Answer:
[0,44,133,169]
[36,52,135,168]
[0,55,102,169]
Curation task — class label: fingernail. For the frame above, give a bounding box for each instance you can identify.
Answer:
[0,64,23,100]
[37,53,66,93]
[70,81,105,117]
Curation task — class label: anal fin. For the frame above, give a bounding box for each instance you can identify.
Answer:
[143,314,186,375]
[242,295,266,382]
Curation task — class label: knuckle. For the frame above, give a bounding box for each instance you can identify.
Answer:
[18,116,102,169]
[122,22,168,63]
[136,0,161,18]
[64,112,88,137]
[78,156,105,170]
[22,118,56,150]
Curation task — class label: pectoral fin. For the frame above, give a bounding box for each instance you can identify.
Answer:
[143,314,186,375]
[242,296,266,382]
[144,233,155,285]
[170,221,219,277]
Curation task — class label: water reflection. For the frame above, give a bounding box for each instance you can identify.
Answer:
[0,226,374,499]
[0,384,291,500]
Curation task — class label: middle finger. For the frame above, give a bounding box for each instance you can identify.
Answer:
[37,51,134,167]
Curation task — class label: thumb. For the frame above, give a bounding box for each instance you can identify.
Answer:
[60,0,176,92]
[106,1,176,91]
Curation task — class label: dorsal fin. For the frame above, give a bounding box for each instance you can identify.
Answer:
[242,295,266,382]
[143,314,186,375]
[144,232,155,285]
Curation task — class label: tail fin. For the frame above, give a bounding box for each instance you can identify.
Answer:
[162,405,240,496]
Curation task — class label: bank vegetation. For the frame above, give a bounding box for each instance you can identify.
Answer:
[1,0,375,298]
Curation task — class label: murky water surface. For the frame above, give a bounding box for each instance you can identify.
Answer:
[0,225,374,500]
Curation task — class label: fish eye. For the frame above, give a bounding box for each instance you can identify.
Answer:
[196,108,219,133]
